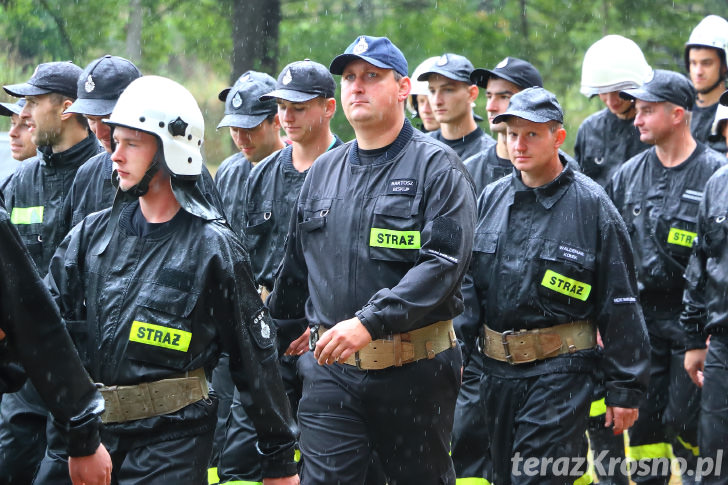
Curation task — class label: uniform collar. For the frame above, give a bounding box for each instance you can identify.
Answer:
[512,155,573,209]
[38,131,100,168]
[348,119,414,166]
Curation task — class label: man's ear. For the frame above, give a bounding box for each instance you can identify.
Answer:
[398,76,411,102]
[59,98,75,121]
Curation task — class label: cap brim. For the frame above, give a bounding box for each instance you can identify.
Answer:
[330,54,393,75]
[0,102,22,117]
[218,87,232,102]
[217,113,269,130]
[469,68,492,87]
[3,82,51,98]
[260,89,319,103]
[66,97,117,116]
[721,90,728,107]
[619,87,663,103]
[492,111,556,124]
[417,68,470,84]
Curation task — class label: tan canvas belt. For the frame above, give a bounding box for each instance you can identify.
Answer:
[482,320,596,365]
[99,367,208,424]
[312,320,457,370]
[259,285,271,303]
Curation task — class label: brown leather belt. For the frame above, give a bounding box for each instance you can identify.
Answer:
[311,320,457,370]
[99,367,208,424]
[482,320,596,364]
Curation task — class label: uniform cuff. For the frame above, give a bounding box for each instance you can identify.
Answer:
[604,387,643,410]
[355,306,385,340]
[64,415,102,457]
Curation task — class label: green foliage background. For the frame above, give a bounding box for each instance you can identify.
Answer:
[0,0,725,168]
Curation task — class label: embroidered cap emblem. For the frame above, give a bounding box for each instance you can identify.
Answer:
[84,75,95,93]
[496,58,509,69]
[437,54,448,66]
[232,91,243,109]
[352,37,369,55]
[282,69,292,85]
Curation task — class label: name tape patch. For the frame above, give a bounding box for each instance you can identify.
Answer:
[667,227,697,248]
[557,244,586,265]
[129,321,192,352]
[370,228,421,249]
[387,178,417,195]
[541,269,591,302]
[10,206,44,225]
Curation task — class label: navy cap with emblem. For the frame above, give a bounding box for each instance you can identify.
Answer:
[66,55,142,116]
[492,86,564,124]
[260,59,336,103]
[721,90,728,106]
[217,71,277,129]
[470,57,543,90]
[4,61,82,100]
[619,69,695,110]
[416,53,474,84]
[329,35,408,78]
[0,98,26,118]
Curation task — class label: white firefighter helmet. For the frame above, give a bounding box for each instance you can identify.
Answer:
[407,57,439,115]
[685,15,728,70]
[711,102,728,138]
[580,35,653,97]
[105,75,204,178]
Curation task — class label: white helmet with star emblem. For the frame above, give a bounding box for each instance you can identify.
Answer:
[105,75,204,178]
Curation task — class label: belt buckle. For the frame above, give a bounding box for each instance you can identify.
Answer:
[501,330,515,364]
[309,324,320,352]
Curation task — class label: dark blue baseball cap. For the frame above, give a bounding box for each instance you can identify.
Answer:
[4,61,82,99]
[217,71,278,129]
[470,57,543,90]
[619,69,695,110]
[330,35,408,77]
[0,98,25,117]
[261,59,336,103]
[492,86,564,124]
[417,53,474,84]
[67,55,142,116]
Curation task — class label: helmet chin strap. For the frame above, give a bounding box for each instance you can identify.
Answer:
[111,143,164,197]
[697,74,727,97]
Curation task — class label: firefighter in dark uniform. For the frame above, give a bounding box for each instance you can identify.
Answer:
[0,61,103,484]
[33,75,299,484]
[575,35,652,189]
[407,57,440,133]
[268,35,475,484]
[708,92,728,156]
[417,53,495,160]
[215,59,342,484]
[685,15,728,154]
[609,70,726,485]
[682,89,728,485]
[458,87,650,485]
[0,99,30,182]
[0,199,112,485]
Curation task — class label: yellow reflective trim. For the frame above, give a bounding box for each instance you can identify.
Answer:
[676,435,700,457]
[10,206,43,225]
[295,448,301,462]
[129,321,191,352]
[223,482,262,485]
[667,227,697,248]
[369,228,421,249]
[456,478,490,484]
[628,442,672,460]
[589,398,606,417]
[541,270,591,301]
[208,467,219,484]
[574,472,593,484]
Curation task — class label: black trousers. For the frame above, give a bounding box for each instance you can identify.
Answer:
[296,346,462,485]
[481,368,594,485]
[698,335,728,485]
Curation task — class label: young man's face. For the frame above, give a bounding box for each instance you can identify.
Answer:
[340,59,409,128]
[416,94,439,132]
[86,114,113,153]
[506,117,565,175]
[229,116,282,164]
[277,97,334,144]
[21,94,66,147]
[633,100,674,145]
[8,114,36,161]
[111,126,159,191]
[598,91,635,120]
[689,47,724,94]
[427,74,476,125]
[486,77,521,133]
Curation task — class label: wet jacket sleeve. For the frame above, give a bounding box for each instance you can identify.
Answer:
[594,199,651,408]
[0,211,103,457]
[212,240,298,478]
[680,194,711,350]
[356,166,476,337]
[453,271,481,367]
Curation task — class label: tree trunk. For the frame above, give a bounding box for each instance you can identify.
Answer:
[230,0,281,83]
[126,0,143,62]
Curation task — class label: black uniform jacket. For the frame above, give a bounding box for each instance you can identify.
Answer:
[430,126,495,161]
[0,202,103,457]
[242,137,343,292]
[681,165,728,348]
[607,143,725,303]
[269,120,476,340]
[692,103,728,154]
[46,202,297,477]
[216,151,257,232]
[457,159,650,409]
[463,144,579,198]
[3,133,102,276]
[574,108,649,188]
